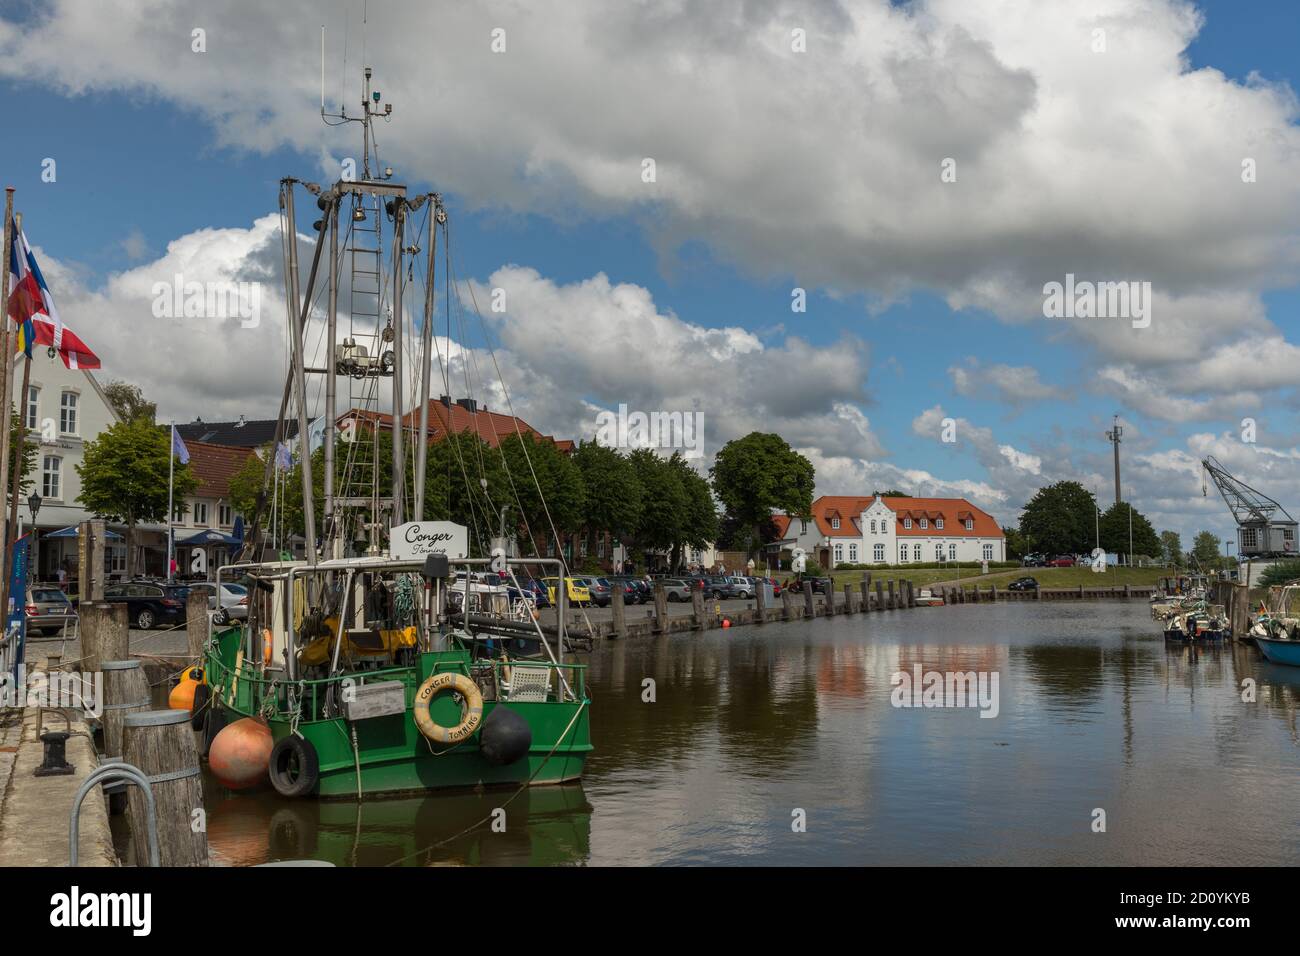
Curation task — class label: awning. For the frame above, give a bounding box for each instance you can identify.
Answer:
[44,526,124,540]
[178,529,241,547]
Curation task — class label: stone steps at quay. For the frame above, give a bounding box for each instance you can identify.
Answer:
[0,705,116,867]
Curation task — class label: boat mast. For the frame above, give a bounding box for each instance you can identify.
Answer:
[413,201,440,520]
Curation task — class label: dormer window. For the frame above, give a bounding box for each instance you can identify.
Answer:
[919,518,928,529]
[831,517,840,530]
[965,518,973,531]
[936,518,944,529]
[904,518,912,529]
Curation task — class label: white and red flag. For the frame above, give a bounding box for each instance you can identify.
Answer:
[7,223,100,369]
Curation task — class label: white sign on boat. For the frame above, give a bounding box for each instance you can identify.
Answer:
[390,521,469,560]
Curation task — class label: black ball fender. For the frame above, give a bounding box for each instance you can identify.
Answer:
[268,733,320,798]
[479,706,533,767]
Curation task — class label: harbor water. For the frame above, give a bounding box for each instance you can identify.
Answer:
[200,602,1300,866]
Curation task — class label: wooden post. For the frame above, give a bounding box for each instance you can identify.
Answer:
[906,580,915,608]
[843,581,854,614]
[860,574,870,612]
[991,585,998,602]
[781,587,794,621]
[1123,584,1131,599]
[99,602,128,665]
[1231,583,1249,641]
[1035,584,1042,601]
[802,580,814,618]
[100,660,149,760]
[875,580,884,611]
[122,709,208,867]
[186,590,208,661]
[755,580,767,624]
[887,580,896,610]
[90,518,106,602]
[692,587,706,630]
[653,581,667,634]
[1078,584,1084,599]
[610,582,626,639]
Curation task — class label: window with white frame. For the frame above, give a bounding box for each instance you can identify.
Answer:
[109,546,126,573]
[935,543,944,560]
[983,543,993,560]
[194,502,209,525]
[41,456,61,498]
[899,543,908,562]
[920,518,928,529]
[874,543,885,562]
[849,544,858,562]
[25,386,38,431]
[834,543,843,562]
[172,502,185,521]
[965,518,973,530]
[936,518,944,529]
[913,543,921,561]
[904,518,912,529]
[579,538,588,558]
[949,543,957,560]
[831,517,840,529]
[597,537,606,557]
[59,391,78,435]
[870,519,876,533]
[219,504,233,526]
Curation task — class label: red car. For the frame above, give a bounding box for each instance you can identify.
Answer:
[1047,556,1075,567]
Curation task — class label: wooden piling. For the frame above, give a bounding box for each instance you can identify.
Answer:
[692,587,706,629]
[990,585,998,602]
[79,602,126,678]
[122,709,208,867]
[906,581,915,608]
[100,659,149,760]
[887,580,896,610]
[653,582,667,634]
[611,583,626,639]
[859,575,870,611]
[186,590,208,661]
[802,580,814,618]
[781,587,794,621]
[875,580,884,611]
[843,582,854,614]
[755,580,767,624]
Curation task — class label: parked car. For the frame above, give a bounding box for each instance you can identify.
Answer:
[104,581,191,630]
[1046,556,1075,568]
[767,578,784,597]
[660,579,694,602]
[609,576,650,604]
[187,581,250,624]
[519,578,551,608]
[541,576,591,607]
[1007,576,1039,592]
[25,586,76,636]
[804,576,834,594]
[579,577,613,608]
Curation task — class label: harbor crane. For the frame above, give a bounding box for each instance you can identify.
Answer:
[1201,456,1298,558]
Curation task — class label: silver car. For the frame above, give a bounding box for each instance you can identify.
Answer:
[659,579,694,602]
[189,582,249,625]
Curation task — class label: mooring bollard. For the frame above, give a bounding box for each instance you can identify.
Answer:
[101,660,149,761]
[781,587,794,621]
[802,581,814,618]
[653,582,668,634]
[611,583,626,640]
[692,588,706,630]
[122,709,208,867]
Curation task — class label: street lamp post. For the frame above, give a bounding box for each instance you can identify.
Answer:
[27,492,40,583]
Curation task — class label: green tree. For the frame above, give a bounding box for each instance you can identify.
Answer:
[1003,526,1028,560]
[8,410,38,497]
[572,440,643,560]
[1098,502,1161,560]
[1018,481,1098,556]
[102,380,156,423]
[1159,530,1183,568]
[497,434,585,554]
[77,418,197,576]
[710,432,814,559]
[669,453,718,570]
[1191,530,1222,569]
[1259,560,1300,587]
[626,448,687,558]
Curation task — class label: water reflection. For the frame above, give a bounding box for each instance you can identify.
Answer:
[203,602,1299,866]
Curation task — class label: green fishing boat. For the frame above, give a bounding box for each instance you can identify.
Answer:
[192,66,592,801]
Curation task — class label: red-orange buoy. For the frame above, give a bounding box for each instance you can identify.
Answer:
[208,717,273,790]
[167,666,205,712]
[722,618,732,629]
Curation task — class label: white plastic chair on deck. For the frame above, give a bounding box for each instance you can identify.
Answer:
[503,664,551,702]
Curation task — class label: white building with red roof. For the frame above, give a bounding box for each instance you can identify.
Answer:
[771,494,1005,570]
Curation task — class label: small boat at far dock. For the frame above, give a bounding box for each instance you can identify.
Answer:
[914,589,944,606]
[1255,634,1300,666]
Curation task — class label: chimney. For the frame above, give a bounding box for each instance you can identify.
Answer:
[456,397,478,413]
[439,395,451,407]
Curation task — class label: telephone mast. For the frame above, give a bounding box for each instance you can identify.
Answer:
[1105,415,1122,505]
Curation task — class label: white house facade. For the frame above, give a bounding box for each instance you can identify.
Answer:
[771,495,1005,570]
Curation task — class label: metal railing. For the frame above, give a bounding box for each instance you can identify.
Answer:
[69,760,159,867]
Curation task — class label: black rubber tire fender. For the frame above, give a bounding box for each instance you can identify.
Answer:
[268,733,320,798]
[190,682,212,731]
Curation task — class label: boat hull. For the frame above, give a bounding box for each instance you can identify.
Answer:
[1255,635,1300,666]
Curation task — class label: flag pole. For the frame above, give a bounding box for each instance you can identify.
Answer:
[167,421,175,582]
[5,349,31,588]
[0,189,14,620]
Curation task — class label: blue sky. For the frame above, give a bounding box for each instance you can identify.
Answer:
[3,0,1299,548]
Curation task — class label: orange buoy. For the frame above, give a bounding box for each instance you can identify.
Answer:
[722,618,732,629]
[262,628,274,666]
[167,666,205,712]
[208,717,274,790]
